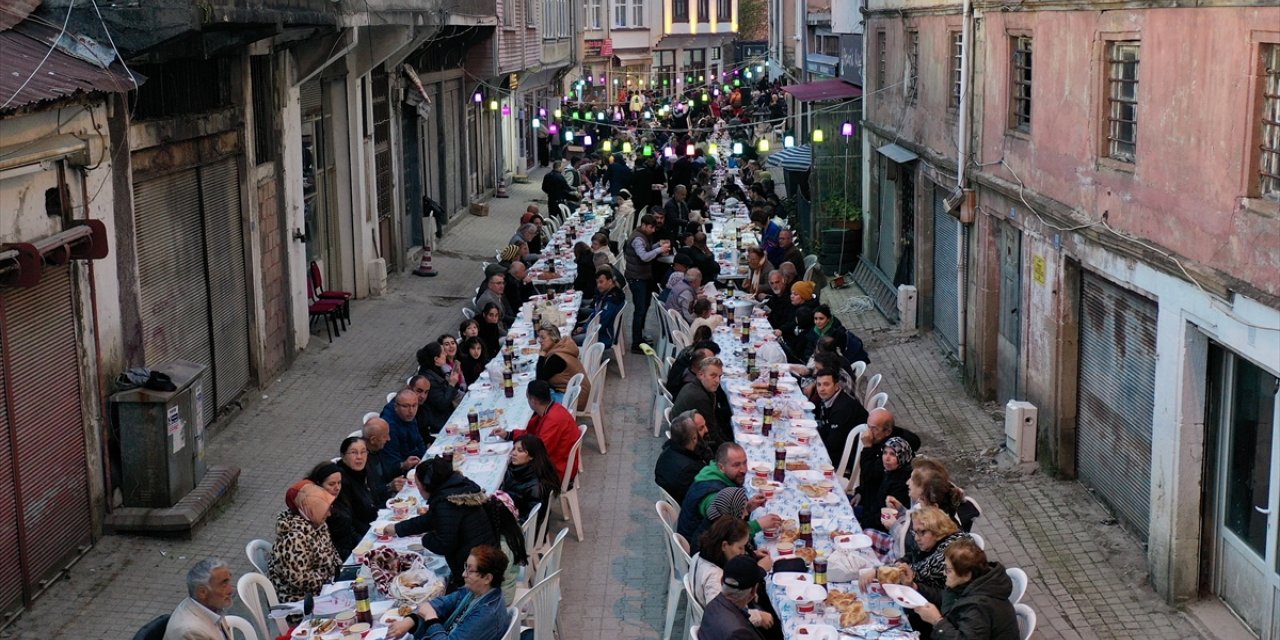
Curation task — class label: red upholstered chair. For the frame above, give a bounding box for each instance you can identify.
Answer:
[310,261,352,323]
[307,278,344,341]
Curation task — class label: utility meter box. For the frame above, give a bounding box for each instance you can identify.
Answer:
[1004,400,1038,464]
[111,360,208,508]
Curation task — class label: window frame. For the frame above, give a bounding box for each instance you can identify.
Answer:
[1104,40,1140,164]
[949,31,963,111]
[586,0,601,29]
[1258,42,1280,200]
[1009,34,1032,134]
[906,30,919,106]
[717,0,731,22]
[673,0,690,22]
[876,30,887,93]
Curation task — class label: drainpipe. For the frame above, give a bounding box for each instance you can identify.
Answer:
[955,0,973,364]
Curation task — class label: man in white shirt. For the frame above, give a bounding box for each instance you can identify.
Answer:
[164,558,236,640]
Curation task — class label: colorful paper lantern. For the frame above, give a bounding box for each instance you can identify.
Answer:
[473,92,482,103]
[554,108,562,118]
[603,140,613,151]
[489,100,499,112]
[584,135,593,146]
[501,104,510,116]
[841,121,855,137]
[812,129,824,143]
[531,117,541,129]
[733,142,743,154]
[757,139,769,152]
[784,135,795,148]
[548,123,559,134]
[663,146,675,158]
[709,143,718,155]
[685,144,695,156]
[642,144,653,156]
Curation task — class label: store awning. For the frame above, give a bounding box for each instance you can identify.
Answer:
[764,144,813,171]
[876,143,918,164]
[613,49,652,65]
[654,33,734,51]
[782,78,861,102]
[1,221,109,288]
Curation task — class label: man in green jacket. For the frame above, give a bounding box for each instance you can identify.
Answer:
[676,443,782,553]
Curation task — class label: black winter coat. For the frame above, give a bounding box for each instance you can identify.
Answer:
[654,440,707,504]
[858,462,913,533]
[917,562,1020,640]
[414,367,457,437]
[393,475,498,590]
[329,462,381,558]
[809,389,868,469]
[501,462,552,522]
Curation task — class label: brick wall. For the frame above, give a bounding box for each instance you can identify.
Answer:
[257,174,288,378]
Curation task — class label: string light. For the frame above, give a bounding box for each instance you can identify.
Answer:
[501,104,510,116]
[603,140,613,151]
[663,146,675,158]
[489,99,499,112]
[623,141,633,153]
[709,143,718,155]
[538,107,546,117]
[784,135,795,148]
[554,108,562,118]
[548,123,559,134]
[758,139,769,152]
[812,129,824,143]
[531,117,541,129]
[685,143,695,156]
[641,144,651,156]
[473,92,482,103]
[584,135,593,146]
[733,142,743,155]
[841,121,855,137]
[565,130,574,142]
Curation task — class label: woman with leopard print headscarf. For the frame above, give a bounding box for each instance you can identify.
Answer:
[269,481,343,602]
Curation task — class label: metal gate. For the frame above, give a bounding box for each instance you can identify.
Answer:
[997,221,1022,403]
[1076,272,1158,540]
[134,158,252,427]
[0,265,92,616]
[932,190,961,352]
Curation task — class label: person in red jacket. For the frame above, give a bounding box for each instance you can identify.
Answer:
[493,380,581,484]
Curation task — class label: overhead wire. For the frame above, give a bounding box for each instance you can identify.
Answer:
[1,0,76,110]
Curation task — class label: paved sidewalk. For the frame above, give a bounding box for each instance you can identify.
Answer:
[0,175,1211,639]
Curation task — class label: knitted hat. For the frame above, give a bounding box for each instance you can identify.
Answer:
[294,482,336,524]
[884,436,915,466]
[792,280,815,301]
[706,487,749,522]
[500,244,521,263]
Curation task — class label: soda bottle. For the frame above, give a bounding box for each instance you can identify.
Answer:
[773,440,786,482]
[798,503,813,548]
[745,350,756,378]
[467,408,478,431]
[768,366,779,394]
[726,304,735,325]
[353,577,372,624]
[739,322,749,344]
[761,400,773,436]
[503,369,514,398]
[814,551,828,586]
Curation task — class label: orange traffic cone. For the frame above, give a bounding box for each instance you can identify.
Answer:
[414,213,439,277]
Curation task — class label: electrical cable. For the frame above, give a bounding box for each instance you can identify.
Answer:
[2,0,76,110]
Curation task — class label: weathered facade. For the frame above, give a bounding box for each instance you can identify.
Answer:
[862,0,1280,633]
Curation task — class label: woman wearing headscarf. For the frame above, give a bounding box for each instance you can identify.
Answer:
[856,436,915,532]
[378,458,528,592]
[329,437,382,558]
[269,481,343,601]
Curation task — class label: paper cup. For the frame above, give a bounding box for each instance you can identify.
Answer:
[881,507,897,521]
[820,464,835,479]
[465,442,480,455]
[881,607,903,625]
[776,542,794,556]
[796,600,817,615]
[763,528,778,540]
[334,611,356,630]
[391,502,412,520]
[347,623,371,636]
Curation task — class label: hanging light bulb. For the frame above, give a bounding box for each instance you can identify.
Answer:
[565,130,574,142]
[758,139,769,152]
[538,107,546,117]
[603,139,613,152]
[596,111,605,121]
[584,135,593,146]
[701,93,709,102]
[685,143,695,156]
[623,141,633,153]
[841,121,855,137]
[531,117,541,129]
[489,99,499,112]
[613,110,623,121]
[733,142,743,155]
[745,70,753,79]
[554,108,562,118]
[473,92,483,103]
[733,78,741,87]
[812,129,824,143]
[643,144,653,156]
[699,74,705,82]
[756,65,763,73]
[501,104,511,116]
[784,135,795,148]
[572,110,580,120]
[586,74,593,83]
[643,110,652,119]
[709,143,718,155]
[713,89,720,97]
[548,123,559,134]
[663,146,675,158]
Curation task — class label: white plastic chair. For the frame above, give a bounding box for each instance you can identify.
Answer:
[682,571,705,637]
[576,361,610,454]
[654,392,673,438]
[244,539,271,575]
[869,391,889,410]
[581,342,606,375]
[892,511,912,559]
[1014,603,1037,640]
[462,307,476,320]
[385,391,396,403]
[671,532,692,577]
[1006,567,1028,604]
[653,291,670,357]
[236,573,285,640]
[558,425,588,541]
[610,300,628,378]
[519,527,568,601]
[970,532,986,550]
[860,373,882,407]
[803,254,818,271]
[670,329,691,353]
[226,615,258,640]
[658,486,679,509]
[656,501,685,640]
[836,424,868,490]
[501,605,522,640]
[519,502,544,584]
[690,625,700,640]
[360,411,379,425]
[513,569,562,640]
[562,373,585,416]
[851,360,867,384]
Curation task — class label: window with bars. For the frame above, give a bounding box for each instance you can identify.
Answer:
[250,55,276,164]
[950,31,963,109]
[877,30,887,91]
[1259,44,1280,199]
[673,0,689,22]
[1106,41,1140,163]
[906,30,918,105]
[1010,36,1032,132]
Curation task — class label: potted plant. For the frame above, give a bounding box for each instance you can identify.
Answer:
[824,195,862,230]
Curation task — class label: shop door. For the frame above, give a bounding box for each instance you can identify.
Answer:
[997,221,1022,403]
[1075,272,1157,540]
[0,266,92,615]
[442,80,463,215]
[300,78,340,285]
[1207,345,1280,638]
[874,156,898,279]
[931,188,961,353]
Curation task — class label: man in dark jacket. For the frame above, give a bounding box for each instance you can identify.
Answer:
[773,229,805,275]
[671,357,734,448]
[808,370,869,468]
[700,555,769,640]
[629,154,666,213]
[622,214,671,350]
[574,270,626,348]
[380,389,426,473]
[541,160,579,214]
[664,342,720,397]
[362,417,408,502]
[654,410,711,503]
[852,408,921,511]
[603,153,632,198]
[760,271,794,331]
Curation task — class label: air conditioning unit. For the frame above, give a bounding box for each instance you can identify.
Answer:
[1004,400,1038,464]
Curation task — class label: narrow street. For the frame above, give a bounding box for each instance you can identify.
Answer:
[1,176,1206,639]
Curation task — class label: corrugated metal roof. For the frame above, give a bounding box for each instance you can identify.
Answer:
[0,19,141,113]
[0,0,42,32]
[782,78,861,102]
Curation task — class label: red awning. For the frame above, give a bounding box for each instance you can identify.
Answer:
[1,220,108,288]
[782,79,862,102]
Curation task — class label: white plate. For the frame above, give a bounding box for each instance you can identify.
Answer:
[790,419,818,429]
[794,624,839,640]
[738,434,766,447]
[833,533,873,550]
[785,583,828,603]
[785,446,808,458]
[771,572,815,588]
[789,470,823,483]
[882,583,930,609]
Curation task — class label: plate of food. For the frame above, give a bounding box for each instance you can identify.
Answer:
[793,624,839,640]
[882,583,929,609]
[833,533,873,550]
[772,572,814,588]
[785,583,828,603]
[825,589,870,627]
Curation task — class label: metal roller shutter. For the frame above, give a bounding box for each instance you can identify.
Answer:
[1,266,92,601]
[199,159,252,413]
[1076,272,1158,540]
[135,169,216,425]
[932,192,961,352]
[0,329,21,618]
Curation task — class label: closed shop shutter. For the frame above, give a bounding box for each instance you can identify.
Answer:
[0,266,92,608]
[442,80,463,215]
[932,191,961,352]
[0,357,18,618]
[199,159,252,412]
[135,169,215,423]
[1076,272,1158,540]
[135,158,252,426]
